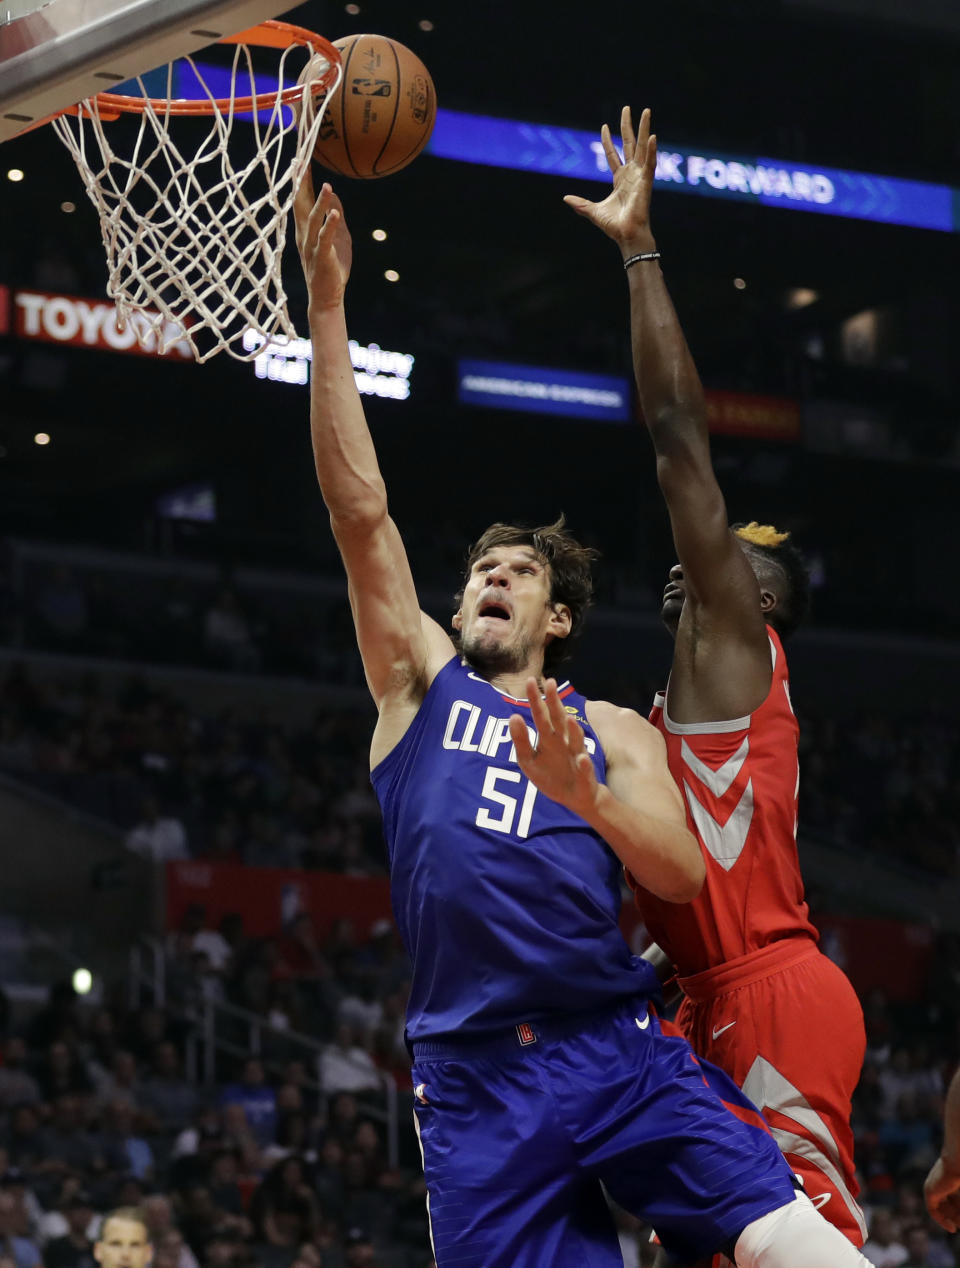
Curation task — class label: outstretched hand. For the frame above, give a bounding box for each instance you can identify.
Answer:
[564,106,658,255]
[509,679,601,822]
[294,169,353,313]
[925,1157,960,1233]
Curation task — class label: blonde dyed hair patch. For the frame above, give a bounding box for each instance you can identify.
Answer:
[734,522,791,548]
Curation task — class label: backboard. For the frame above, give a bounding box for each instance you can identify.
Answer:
[0,0,299,140]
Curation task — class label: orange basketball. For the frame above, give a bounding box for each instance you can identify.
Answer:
[313,34,436,179]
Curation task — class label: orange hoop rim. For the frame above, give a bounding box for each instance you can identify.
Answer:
[79,20,340,120]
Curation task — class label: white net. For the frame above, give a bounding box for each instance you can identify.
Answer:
[51,36,341,363]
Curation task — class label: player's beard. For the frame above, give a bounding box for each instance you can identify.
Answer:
[461,626,536,678]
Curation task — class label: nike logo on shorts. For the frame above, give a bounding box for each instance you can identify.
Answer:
[635,1013,650,1030]
[809,1193,832,1211]
[711,1021,736,1039]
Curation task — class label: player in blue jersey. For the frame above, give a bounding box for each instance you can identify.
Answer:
[293,171,876,1268]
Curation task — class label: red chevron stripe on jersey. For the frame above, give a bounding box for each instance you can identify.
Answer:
[630,626,818,975]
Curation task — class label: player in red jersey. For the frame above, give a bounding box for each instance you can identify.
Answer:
[566,107,868,1250]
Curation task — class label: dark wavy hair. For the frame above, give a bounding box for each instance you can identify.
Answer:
[732,522,811,640]
[454,515,600,674]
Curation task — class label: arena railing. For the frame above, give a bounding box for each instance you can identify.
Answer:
[128,936,400,1167]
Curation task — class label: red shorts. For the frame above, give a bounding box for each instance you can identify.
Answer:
[675,937,867,1247]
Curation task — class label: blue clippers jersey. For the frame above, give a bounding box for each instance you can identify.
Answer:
[371,656,657,1041]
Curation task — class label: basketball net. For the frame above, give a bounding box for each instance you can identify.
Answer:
[50,31,341,363]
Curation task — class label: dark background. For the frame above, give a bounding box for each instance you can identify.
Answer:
[0,0,958,639]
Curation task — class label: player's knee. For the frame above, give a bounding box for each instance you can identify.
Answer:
[733,1193,874,1267]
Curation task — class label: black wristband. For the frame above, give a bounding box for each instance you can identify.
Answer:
[623,251,661,269]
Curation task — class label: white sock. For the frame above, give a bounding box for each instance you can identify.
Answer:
[734,1193,877,1267]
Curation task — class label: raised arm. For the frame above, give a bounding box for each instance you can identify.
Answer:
[509,681,703,903]
[294,175,453,756]
[565,109,771,716]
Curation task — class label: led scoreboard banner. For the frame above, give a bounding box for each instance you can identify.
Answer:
[427,108,956,235]
[458,359,631,422]
[183,60,955,234]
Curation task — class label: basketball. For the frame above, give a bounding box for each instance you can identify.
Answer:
[313,34,436,179]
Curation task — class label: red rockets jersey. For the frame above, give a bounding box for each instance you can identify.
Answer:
[630,626,819,976]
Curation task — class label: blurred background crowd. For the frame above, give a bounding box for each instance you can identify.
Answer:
[2,0,960,1264]
[2,907,960,1267]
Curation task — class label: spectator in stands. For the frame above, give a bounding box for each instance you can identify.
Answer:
[206,1153,245,1222]
[325,1095,361,1151]
[319,1026,381,1098]
[0,1192,41,1268]
[168,908,232,976]
[42,1194,96,1268]
[217,915,247,970]
[170,1111,224,1193]
[199,1229,249,1268]
[82,1012,119,1085]
[125,798,189,863]
[150,1231,194,1268]
[216,1104,262,1177]
[92,1052,141,1113]
[336,978,383,1046]
[349,1122,384,1178]
[0,1040,40,1109]
[126,1010,170,1067]
[0,1170,42,1243]
[339,1154,384,1245]
[249,1158,318,1252]
[261,1114,315,1172]
[311,1140,344,1216]
[39,1097,102,1178]
[342,1228,377,1268]
[862,1209,909,1267]
[172,1106,223,1164]
[277,1063,319,1122]
[100,1102,154,1184]
[5,1106,49,1175]
[878,1092,938,1173]
[218,1061,276,1152]
[32,1179,84,1248]
[37,1043,91,1103]
[277,917,329,985]
[900,1223,949,1268]
[177,1188,227,1258]
[370,991,410,1090]
[140,1197,198,1268]
[139,1043,199,1134]
[264,980,310,1045]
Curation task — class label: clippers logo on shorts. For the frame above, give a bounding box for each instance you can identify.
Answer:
[516,1023,537,1046]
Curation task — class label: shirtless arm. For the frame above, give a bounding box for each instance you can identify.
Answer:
[925,1065,960,1232]
[294,175,453,761]
[509,680,703,903]
[565,107,773,721]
